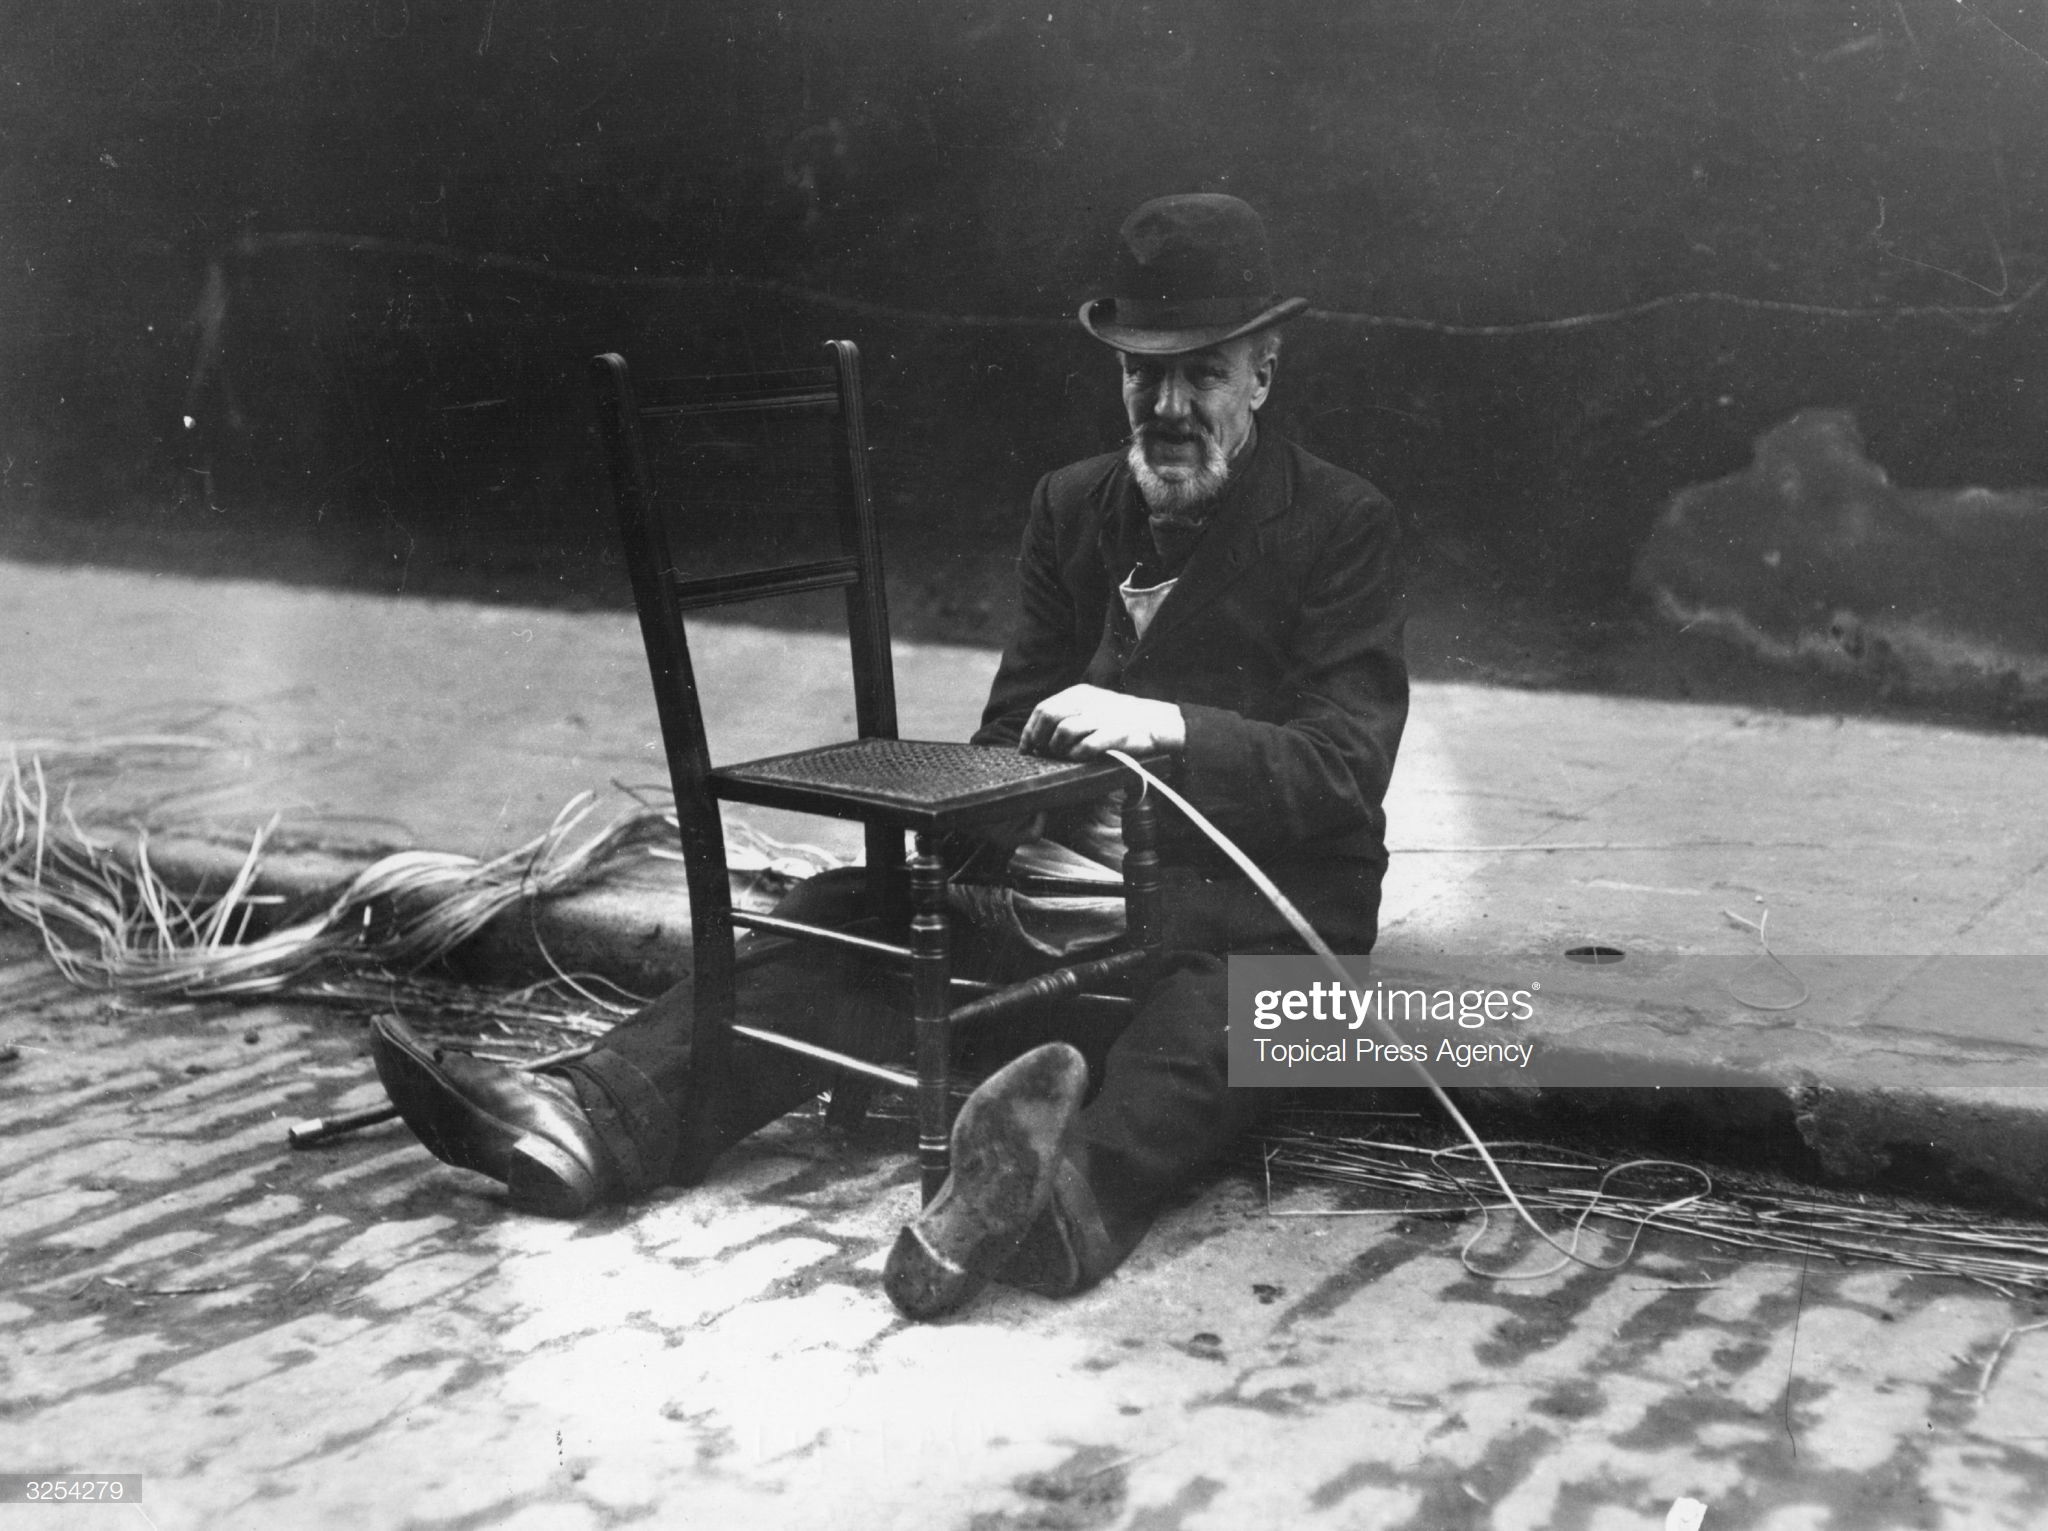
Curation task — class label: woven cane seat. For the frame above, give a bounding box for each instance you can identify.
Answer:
[711,739,1124,831]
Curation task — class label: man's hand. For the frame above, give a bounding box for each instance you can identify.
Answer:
[1019,684,1186,760]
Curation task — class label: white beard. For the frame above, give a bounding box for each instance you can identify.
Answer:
[1126,429,1232,523]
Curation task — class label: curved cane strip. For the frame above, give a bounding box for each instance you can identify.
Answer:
[1105,750,1709,1279]
[1721,904,1811,1012]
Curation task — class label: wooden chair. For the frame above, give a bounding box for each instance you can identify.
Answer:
[590,341,1163,1200]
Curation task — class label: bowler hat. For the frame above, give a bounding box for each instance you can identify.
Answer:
[1079,194,1308,355]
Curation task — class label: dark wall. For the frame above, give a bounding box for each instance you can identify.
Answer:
[4,0,2045,613]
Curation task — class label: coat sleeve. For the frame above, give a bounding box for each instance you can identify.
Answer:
[1171,489,1408,853]
[972,469,1095,749]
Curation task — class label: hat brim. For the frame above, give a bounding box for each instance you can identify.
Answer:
[1077,295,1309,355]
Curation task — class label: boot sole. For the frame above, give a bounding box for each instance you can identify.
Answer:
[883,1044,1089,1321]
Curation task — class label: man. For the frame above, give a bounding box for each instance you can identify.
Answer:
[371,192,1407,1320]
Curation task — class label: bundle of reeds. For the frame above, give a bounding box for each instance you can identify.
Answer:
[0,746,838,1057]
[1254,1112,2048,1295]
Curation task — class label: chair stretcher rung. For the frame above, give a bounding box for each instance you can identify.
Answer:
[944,947,1153,1029]
[1007,874,1124,897]
[942,975,1137,1004]
[731,909,912,962]
[673,558,861,610]
[728,918,1103,1003]
[730,1024,918,1089]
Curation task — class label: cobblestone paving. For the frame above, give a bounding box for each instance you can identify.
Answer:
[6,924,2048,1530]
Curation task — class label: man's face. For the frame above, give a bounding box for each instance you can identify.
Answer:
[1120,337,1276,518]
[1121,336,1275,488]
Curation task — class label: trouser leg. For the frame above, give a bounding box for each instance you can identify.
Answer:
[558,868,905,1192]
[1068,951,1270,1265]
[1062,864,1383,1280]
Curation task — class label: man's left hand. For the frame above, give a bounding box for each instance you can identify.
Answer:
[1019,684,1187,759]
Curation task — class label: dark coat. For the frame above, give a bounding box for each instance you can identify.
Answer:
[974,428,1408,942]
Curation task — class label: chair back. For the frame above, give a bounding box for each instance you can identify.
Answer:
[590,343,903,964]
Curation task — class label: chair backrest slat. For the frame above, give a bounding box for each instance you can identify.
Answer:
[631,366,842,419]
[638,389,840,419]
[672,557,860,611]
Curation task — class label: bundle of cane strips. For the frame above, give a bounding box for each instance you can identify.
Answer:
[2,753,664,990]
[1254,1116,2048,1296]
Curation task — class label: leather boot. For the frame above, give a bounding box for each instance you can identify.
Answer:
[882,1042,1088,1321]
[998,1153,1120,1297]
[370,1015,620,1218]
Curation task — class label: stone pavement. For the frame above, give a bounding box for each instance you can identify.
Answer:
[7,559,2048,1198]
[7,559,2048,1526]
[8,923,2048,1531]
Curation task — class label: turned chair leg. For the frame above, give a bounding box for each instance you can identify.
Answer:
[910,830,953,1203]
[823,1076,876,1130]
[1121,786,1164,975]
[827,823,906,1132]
